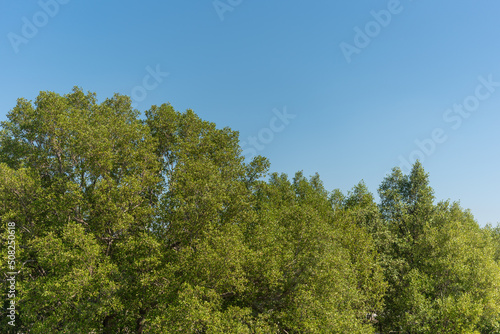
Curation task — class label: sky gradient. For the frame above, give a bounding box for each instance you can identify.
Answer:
[1,0,499,226]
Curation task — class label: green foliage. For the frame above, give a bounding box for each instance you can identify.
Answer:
[376,163,500,333]
[485,223,500,263]
[0,88,161,332]
[241,172,386,333]
[0,88,498,333]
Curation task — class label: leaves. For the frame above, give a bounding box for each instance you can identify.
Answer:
[1,89,498,333]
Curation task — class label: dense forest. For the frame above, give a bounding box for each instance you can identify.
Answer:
[1,88,500,333]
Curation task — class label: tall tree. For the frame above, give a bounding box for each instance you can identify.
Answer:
[239,172,386,333]
[4,89,497,333]
[377,162,500,333]
[0,87,161,332]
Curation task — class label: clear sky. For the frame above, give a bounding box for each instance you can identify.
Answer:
[1,0,499,226]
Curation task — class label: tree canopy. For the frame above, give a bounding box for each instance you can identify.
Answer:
[1,88,499,333]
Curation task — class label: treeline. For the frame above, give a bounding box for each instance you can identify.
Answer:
[1,88,500,333]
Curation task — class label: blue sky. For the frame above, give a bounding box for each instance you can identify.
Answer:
[1,0,499,226]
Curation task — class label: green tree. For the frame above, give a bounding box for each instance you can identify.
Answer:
[6,88,497,334]
[144,103,264,331]
[0,87,161,332]
[239,172,386,333]
[376,162,500,333]
[485,223,500,263]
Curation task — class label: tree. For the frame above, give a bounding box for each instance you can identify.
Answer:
[239,172,386,333]
[1,87,161,332]
[144,103,264,331]
[145,104,387,332]
[485,223,500,263]
[376,162,500,333]
[3,88,496,333]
